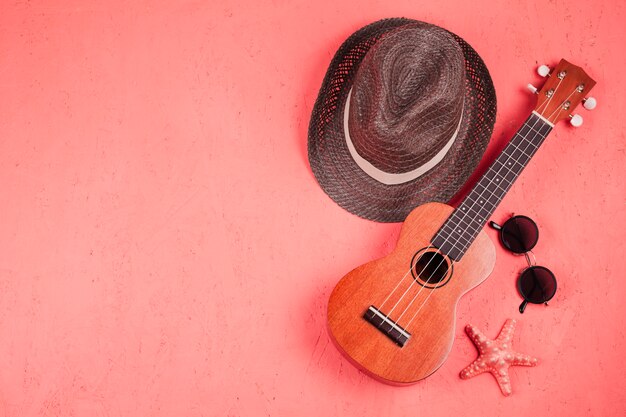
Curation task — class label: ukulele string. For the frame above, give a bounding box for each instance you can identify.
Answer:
[390,157,521,317]
[377,170,503,316]
[377,196,483,321]
[399,114,548,330]
[378,75,565,330]
[376,242,436,311]
[380,154,517,326]
[403,114,549,328]
[376,202,463,327]
[381,196,484,326]
[537,74,564,116]
[403,118,544,328]
[379,244,442,325]
[378,201,478,328]
[377,198,476,323]
[545,87,578,122]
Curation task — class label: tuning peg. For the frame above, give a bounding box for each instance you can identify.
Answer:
[583,97,597,110]
[537,65,550,77]
[570,114,584,127]
[527,84,538,94]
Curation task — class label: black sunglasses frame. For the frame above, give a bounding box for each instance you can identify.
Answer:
[490,215,557,313]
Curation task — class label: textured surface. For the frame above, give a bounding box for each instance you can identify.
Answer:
[0,0,625,416]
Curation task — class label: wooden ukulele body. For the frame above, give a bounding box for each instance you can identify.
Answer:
[327,202,496,384]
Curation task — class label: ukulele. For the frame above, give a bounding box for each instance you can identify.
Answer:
[327,59,596,384]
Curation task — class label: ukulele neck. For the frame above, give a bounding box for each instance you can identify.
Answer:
[432,111,553,261]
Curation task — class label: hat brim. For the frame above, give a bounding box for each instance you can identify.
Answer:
[308,18,497,222]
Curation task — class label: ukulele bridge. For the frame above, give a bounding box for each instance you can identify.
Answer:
[363,306,411,347]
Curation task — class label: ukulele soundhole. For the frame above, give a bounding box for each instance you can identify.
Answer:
[410,249,453,289]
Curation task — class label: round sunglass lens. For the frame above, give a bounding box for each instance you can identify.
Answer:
[518,266,557,304]
[501,215,539,253]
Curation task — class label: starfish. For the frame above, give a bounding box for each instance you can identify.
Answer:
[460,319,538,396]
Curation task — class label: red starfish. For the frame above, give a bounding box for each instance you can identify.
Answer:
[460,319,538,396]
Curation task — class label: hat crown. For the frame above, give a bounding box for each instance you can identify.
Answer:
[348,22,466,174]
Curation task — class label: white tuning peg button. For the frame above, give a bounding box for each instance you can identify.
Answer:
[583,97,597,110]
[527,83,538,94]
[537,65,550,77]
[570,114,584,127]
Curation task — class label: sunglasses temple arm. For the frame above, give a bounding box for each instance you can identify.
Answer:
[519,299,528,314]
[519,275,537,314]
[489,221,502,230]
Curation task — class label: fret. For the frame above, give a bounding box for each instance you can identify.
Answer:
[456,196,495,224]
[527,124,548,137]
[442,208,491,246]
[432,113,552,261]
[440,209,483,236]
[490,160,521,183]
[468,184,503,209]
[492,157,523,173]
[438,220,477,247]
[507,142,533,160]
[437,238,468,258]
[507,139,539,162]
[474,175,510,197]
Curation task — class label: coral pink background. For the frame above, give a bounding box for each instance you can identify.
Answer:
[1,1,625,416]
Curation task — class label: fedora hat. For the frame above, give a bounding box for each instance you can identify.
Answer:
[308,18,497,222]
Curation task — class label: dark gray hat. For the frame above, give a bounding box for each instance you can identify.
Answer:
[308,18,497,222]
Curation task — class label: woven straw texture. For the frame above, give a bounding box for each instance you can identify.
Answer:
[349,22,466,174]
[308,18,497,222]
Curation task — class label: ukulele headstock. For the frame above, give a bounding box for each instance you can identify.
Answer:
[531,59,596,126]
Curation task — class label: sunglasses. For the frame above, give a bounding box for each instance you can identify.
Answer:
[489,215,557,313]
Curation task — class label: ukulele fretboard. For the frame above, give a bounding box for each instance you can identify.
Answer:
[432,112,553,261]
